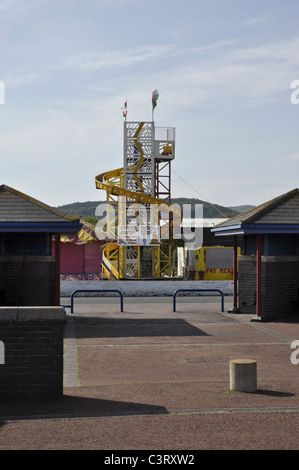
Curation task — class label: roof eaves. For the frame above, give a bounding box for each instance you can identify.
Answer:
[213,188,299,229]
[244,188,299,224]
[0,184,80,223]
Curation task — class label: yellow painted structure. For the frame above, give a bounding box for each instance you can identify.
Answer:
[194,246,240,280]
[95,120,180,279]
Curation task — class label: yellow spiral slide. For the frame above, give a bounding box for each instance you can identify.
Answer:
[95,167,181,280]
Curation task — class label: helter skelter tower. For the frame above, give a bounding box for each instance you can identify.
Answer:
[95,91,178,279]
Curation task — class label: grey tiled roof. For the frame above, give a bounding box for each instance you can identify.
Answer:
[214,188,299,228]
[0,185,79,223]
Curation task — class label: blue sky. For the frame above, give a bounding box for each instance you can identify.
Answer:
[1,0,299,210]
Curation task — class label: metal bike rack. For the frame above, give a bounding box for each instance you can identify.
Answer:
[173,288,224,312]
[69,289,124,314]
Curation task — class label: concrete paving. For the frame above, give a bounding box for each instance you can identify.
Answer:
[1,295,299,450]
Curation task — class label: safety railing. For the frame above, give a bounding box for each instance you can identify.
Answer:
[69,289,124,314]
[172,289,224,312]
[62,288,224,315]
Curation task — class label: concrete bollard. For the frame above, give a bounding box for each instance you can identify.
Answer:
[229,359,257,393]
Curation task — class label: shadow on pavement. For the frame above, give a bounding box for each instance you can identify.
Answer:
[0,394,168,421]
[73,317,210,338]
[255,389,295,398]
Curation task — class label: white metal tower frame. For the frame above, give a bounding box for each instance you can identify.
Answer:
[121,120,175,278]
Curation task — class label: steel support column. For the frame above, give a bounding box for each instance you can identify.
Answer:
[233,235,238,309]
[256,234,262,318]
[54,233,61,306]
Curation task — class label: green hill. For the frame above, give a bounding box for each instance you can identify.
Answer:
[228,204,255,213]
[171,198,239,218]
[56,198,242,220]
[56,200,102,218]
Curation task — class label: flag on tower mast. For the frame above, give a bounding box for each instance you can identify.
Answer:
[122,98,128,120]
[152,89,159,121]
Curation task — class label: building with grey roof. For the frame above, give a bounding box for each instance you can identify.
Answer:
[211,188,299,321]
[0,185,81,306]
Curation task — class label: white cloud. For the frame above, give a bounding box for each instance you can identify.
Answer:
[244,17,269,26]
[146,37,299,114]
[5,71,43,87]
[286,153,299,161]
[0,0,48,11]
[92,0,141,7]
[1,2,299,207]
[5,33,299,115]
[65,44,174,72]
[0,0,16,10]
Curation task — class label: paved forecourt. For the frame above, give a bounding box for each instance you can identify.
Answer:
[1,295,299,450]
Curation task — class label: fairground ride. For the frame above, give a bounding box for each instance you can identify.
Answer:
[95,97,181,280]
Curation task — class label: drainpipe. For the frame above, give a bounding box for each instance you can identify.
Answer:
[256,233,262,318]
[233,235,238,310]
[55,233,61,306]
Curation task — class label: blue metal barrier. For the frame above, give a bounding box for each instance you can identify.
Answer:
[173,289,224,312]
[70,289,124,314]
